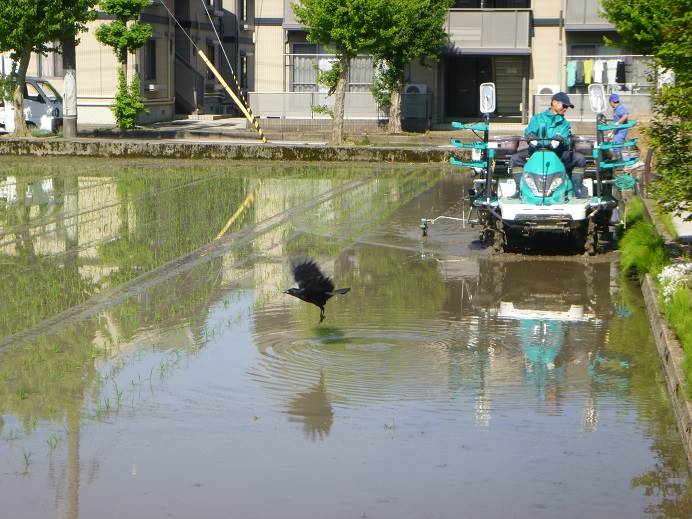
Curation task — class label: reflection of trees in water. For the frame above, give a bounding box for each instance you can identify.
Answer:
[287,371,334,441]
[332,246,448,326]
[607,277,692,516]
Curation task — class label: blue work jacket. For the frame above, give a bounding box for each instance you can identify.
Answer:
[524,109,572,142]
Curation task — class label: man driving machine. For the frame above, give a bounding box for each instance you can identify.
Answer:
[509,92,588,199]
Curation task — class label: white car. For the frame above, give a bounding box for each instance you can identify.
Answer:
[0,76,63,133]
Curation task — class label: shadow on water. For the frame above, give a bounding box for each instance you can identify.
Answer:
[0,163,690,518]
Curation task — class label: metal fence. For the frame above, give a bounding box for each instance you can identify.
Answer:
[247,91,432,122]
[533,93,652,121]
[247,91,383,120]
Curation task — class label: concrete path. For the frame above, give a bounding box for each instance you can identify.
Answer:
[673,213,692,242]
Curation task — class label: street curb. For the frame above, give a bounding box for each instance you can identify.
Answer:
[0,137,453,164]
[641,275,692,471]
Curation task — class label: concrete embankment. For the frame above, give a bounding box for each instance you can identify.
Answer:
[0,137,452,163]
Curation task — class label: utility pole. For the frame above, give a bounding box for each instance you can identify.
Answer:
[62,34,78,138]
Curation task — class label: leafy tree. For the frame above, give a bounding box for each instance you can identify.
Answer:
[371,0,452,134]
[112,70,147,130]
[95,0,152,129]
[292,0,391,145]
[602,0,691,217]
[0,0,97,137]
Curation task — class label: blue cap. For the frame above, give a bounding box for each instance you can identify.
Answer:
[609,93,620,102]
[551,92,574,108]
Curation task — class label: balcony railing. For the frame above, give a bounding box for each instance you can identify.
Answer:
[447,9,531,53]
[533,93,651,121]
[248,91,386,119]
[564,0,615,31]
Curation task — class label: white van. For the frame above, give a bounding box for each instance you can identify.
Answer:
[0,76,63,133]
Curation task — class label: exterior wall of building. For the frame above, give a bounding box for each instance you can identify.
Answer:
[258,0,283,18]
[0,0,651,126]
[254,25,285,92]
[530,26,564,94]
[532,0,563,18]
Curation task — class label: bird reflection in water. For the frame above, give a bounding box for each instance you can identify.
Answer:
[287,370,334,441]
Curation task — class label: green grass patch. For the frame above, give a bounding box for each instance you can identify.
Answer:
[622,196,647,227]
[30,128,55,138]
[662,286,692,396]
[620,198,692,399]
[619,219,668,277]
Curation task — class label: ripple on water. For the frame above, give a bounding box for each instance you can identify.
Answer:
[248,306,517,412]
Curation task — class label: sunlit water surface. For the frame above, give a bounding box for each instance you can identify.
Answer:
[1,158,690,519]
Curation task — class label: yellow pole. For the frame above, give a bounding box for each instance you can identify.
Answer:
[197,49,267,143]
[215,190,256,240]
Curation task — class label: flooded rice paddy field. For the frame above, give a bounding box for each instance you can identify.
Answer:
[1,157,691,518]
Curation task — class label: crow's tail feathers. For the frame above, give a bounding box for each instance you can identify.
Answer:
[330,287,350,295]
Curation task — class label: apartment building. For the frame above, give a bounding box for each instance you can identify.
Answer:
[1,0,651,127]
[1,0,240,125]
[249,0,653,126]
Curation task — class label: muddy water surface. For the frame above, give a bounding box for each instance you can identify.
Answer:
[1,159,690,519]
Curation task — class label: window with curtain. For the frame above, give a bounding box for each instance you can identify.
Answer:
[38,45,63,78]
[291,43,374,92]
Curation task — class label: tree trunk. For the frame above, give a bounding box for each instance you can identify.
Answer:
[330,55,350,146]
[62,34,78,138]
[388,87,402,134]
[12,46,32,137]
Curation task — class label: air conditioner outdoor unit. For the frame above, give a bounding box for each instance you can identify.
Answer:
[242,23,252,31]
[536,84,560,95]
[404,83,427,94]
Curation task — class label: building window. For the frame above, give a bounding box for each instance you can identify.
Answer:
[206,43,216,80]
[144,39,157,81]
[291,43,374,93]
[38,45,63,78]
[240,52,248,89]
[453,1,530,7]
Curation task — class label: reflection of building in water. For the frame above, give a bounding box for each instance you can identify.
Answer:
[250,178,336,308]
[0,175,122,284]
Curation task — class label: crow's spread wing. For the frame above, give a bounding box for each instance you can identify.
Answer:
[292,260,334,294]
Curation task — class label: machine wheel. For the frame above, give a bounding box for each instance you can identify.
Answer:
[583,219,598,256]
[492,220,505,254]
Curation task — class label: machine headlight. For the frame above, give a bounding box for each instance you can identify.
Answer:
[524,174,539,196]
[550,139,560,149]
[525,174,564,197]
[529,140,538,147]
[546,175,563,195]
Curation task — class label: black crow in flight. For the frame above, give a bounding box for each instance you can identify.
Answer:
[284,259,350,322]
